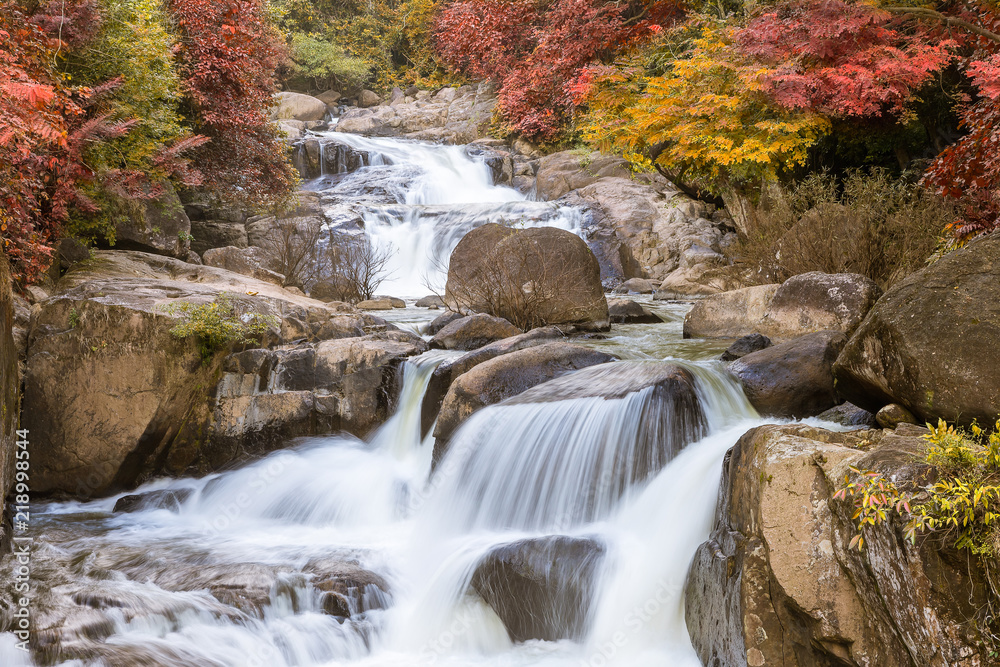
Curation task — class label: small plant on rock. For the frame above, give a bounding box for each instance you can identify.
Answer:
[163,293,278,363]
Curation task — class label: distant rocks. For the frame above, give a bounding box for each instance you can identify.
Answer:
[415,294,445,308]
[606,298,662,324]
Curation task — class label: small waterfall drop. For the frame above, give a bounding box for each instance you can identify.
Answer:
[301,133,584,296]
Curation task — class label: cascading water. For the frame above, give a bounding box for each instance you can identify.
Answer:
[299,133,585,296]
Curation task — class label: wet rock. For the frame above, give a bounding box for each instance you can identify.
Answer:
[421,327,564,437]
[113,489,193,513]
[306,558,391,618]
[728,331,847,418]
[425,310,464,335]
[685,423,985,667]
[445,224,609,331]
[607,298,662,324]
[876,403,919,429]
[356,298,397,310]
[271,92,328,122]
[833,232,1000,427]
[433,343,615,453]
[683,284,780,339]
[416,294,445,309]
[470,536,606,642]
[817,402,877,428]
[429,314,521,351]
[616,277,655,294]
[719,333,772,361]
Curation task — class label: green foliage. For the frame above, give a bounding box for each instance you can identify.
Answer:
[163,293,279,363]
[63,0,191,241]
[287,32,369,91]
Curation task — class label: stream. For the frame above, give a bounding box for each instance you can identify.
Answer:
[2,134,809,666]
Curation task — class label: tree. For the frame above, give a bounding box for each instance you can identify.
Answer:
[167,0,297,209]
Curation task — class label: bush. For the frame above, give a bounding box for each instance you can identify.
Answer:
[727,170,954,288]
[163,293,279,362]
[287,33,369,91]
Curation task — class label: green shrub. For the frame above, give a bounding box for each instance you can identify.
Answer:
[287,32,370,91]
[163,293,279,362]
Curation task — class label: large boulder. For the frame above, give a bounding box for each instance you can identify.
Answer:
[833,232,1000,427]
[756,271,882,340]
[421,327,564,436]
[470,536,606,642]
[357,89,381,108]
[728,331,846,418]
[0,255,18,553]
[22,251,419,497]
[686,424,985,667]
[444,224,609,331]
[684,273,881,340]
[428,313,521,351]
[271,92,328,122]
[534,151,631,200]
[111,183,191,259]
[201,246,285,285]
[432,343,615,454]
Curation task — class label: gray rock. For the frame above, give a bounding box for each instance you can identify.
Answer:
[719,333,772,361]
[271,92,328,122]
[416,294,445,309]
[606,298,663,324]
[429,314,521,351]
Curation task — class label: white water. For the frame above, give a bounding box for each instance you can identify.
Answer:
[1,347,767,667]
[307,133,584,297]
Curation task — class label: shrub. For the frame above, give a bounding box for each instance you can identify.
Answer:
[286,32,369,91]
[163,293,279,362]
[324,234,394,302]
[726,169,954,288]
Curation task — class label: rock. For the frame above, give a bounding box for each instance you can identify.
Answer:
[416,294,445,308]
[378,296,406,308]
[201,246,285,286]
[421,327,564,437]
[306,558,390,618]
[189,220,248,255]
[276,120,304,139]
[757,271,882,340]
[606,298,663,324]
[21,250,419,497]
[113,489,193,513]
[444,224,609,331]
[816,402,877,428]
[876,403,918,429]
[534,151,631,200]
[355,298,396,310]
[284,286,305,297]
[729,331,847,418]
[429,314,521,351]
[470,536,606,642]
[335,82,497,144]
[357,89,381,108]
[0,255,18,552]
[617,277,655,294]
[719,333,772,361]
[316,89,341,107]
[433,343,615,451]
[683,284,780,339]
[270,92,328,122]
[685,424,985,667]
[425,310,464,336]
[111,183,191,259]
[683,273,881,341]
[833,232,1000,427]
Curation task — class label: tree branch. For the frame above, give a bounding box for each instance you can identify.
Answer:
[884,6,1000,44]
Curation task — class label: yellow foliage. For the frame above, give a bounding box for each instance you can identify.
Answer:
[578,23,830,190]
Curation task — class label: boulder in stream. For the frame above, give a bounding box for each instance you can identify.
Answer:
[429,313,521,351]
[470,536,606,642]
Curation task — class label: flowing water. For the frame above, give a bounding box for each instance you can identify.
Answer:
[300,133,584,297]
[3,134,794,667]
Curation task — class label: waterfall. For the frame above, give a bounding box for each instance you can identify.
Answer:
[302,133,584,297]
